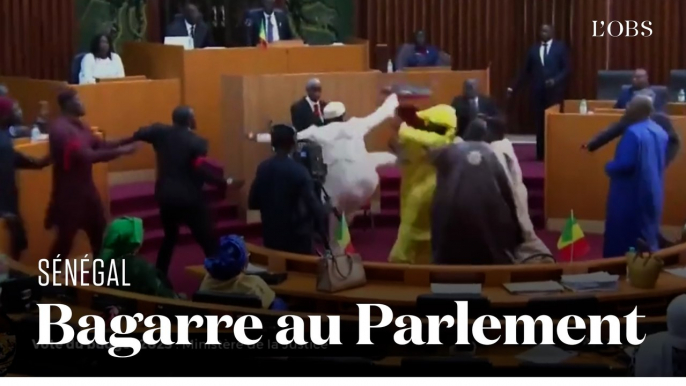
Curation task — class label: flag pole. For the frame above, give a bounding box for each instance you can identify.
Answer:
[570,210,575,263]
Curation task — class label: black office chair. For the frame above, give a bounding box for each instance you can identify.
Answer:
[597,70,634,100]
[192,290,263,308]
[69,52,87,84]
[620,84,668,109]
[669,69,686,101]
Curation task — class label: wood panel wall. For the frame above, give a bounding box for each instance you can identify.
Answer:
[354,0,686,133]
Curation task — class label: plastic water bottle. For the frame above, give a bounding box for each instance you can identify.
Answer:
[579,99,588,115]
[30,126,42,142]
[386,59,394,73]
[678,89,685,103]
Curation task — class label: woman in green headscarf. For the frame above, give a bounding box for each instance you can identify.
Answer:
[96,217,176,298]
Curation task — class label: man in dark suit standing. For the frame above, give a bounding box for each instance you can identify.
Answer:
[249,124,327,254]
[451,79,503,138]
[124,106,238,276]
[165,1,214,49]
[290,78,327,132]
[244,0,294,47]
[508,24,570,160]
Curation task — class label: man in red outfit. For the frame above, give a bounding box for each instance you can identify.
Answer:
[45,89,136,263]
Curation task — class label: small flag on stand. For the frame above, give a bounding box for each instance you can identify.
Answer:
[335,214,356,254]
[557,210,590,262]
[258,20,268,48]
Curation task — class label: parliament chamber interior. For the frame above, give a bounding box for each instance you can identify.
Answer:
[1,0,686,378]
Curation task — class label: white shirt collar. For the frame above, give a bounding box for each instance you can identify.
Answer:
[185,20,194,34]
[542,39,553,47]
[306,96,319,108]
[264,12,275,21]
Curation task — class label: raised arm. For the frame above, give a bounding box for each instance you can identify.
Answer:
[350,93,399,137]
[651,113,680,165]
[586,119,628,152]
[14,151,51,170]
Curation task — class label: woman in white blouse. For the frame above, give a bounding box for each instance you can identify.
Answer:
[78,33,125,84]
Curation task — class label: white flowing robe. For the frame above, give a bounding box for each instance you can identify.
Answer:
[256,94,399,248]
[489,139,553,263]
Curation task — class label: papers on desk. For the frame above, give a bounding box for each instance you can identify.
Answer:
[246,263,268,275]
[665,266,686,279]
[430,283,482,295]
[516,345,577,364]
[503,281,565,295]
[560,271,619,293]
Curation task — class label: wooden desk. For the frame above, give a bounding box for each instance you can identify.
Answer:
[74,79,181,173]
[545,112,686,226]
[564,99,686,116]
[122,42,369,162]
[185,265,686,313]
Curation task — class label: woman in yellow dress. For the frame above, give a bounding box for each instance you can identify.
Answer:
[389,104,457,264]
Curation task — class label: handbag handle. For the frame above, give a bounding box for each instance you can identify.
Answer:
[331,254,354,279]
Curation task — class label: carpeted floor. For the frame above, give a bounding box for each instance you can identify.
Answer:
[109,143,605,295]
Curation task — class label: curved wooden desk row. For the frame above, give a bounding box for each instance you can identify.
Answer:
[180,242,686,313]
[3,254,670,371]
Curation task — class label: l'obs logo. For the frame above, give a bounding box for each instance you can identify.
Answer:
[592,20,653,37]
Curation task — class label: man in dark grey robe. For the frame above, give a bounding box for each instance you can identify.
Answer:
[430,119,522,265]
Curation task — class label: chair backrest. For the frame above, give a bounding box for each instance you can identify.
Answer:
[651,85,668,106]
[192,290,263,308]
[394,44,414,71]
[597,70,634,100]
[69,53,87,84]
[669,69,686,101]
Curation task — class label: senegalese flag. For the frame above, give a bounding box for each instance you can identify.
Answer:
[336,214,356,254]
[557,211,590,262]
[258,20,268,48]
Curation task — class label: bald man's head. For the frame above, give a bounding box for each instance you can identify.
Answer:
[632,68,649,89]
[463,79,479,99]
[172,105,196,130]
[627,95,653,120]
[306,78,322,102]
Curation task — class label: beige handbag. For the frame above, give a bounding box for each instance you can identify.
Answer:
[317,253,367,293]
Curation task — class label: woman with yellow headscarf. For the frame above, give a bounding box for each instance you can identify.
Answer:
[389,104,457,264]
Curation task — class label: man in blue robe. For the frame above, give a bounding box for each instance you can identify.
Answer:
[603,95,668,258]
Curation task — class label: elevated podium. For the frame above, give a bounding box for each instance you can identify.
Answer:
[121,42,369,161]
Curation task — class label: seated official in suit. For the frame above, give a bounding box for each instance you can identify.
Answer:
[395,30,441,70]
[291,78,327,132]
[244,0,294,46]
[165,1,214,49]
[79,33,125,84]
[615,68,666,111]
[451,79,503,138]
